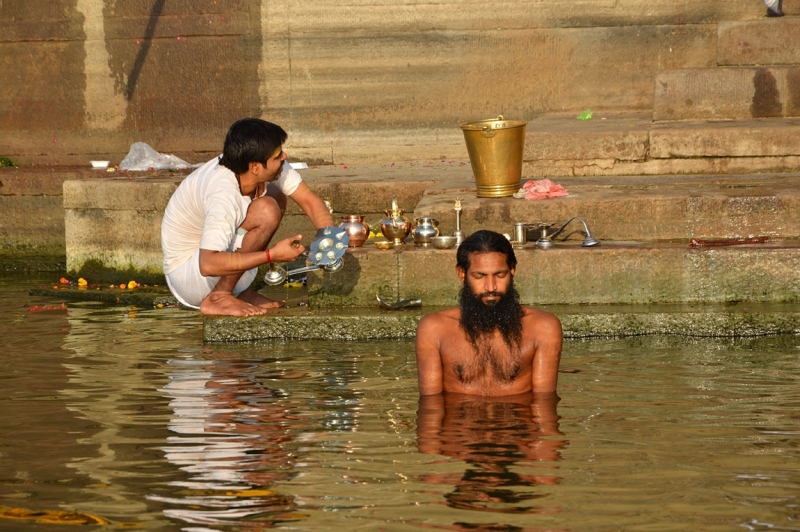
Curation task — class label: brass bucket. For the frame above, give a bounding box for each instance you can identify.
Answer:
[460,115,527,198]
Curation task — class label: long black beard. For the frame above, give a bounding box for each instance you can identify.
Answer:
[456,280,524,385]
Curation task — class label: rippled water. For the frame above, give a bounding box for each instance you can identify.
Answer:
[2,273,800,531]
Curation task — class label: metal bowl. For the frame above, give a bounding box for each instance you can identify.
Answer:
[374,240,394,250]
[431,235,458,249]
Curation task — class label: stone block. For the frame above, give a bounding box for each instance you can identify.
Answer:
[650,118,800,157]
[0,196,65,256]
[63,178,178,281]
[307,247,399,307]
[413,177,800,242]
[65,208,165,281]
[718,19,800,66]
[398,247,461,305]
[653,67,800,121]
[290,242,800,308]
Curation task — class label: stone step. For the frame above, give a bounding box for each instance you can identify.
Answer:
[203,305,800,342]
[523,113,800,177]
[654,66,800,121]
[413,174,800,242]
[306,240,800,308]
[718,18,800,66]
[782,0,800,15]
[61,169,800,280]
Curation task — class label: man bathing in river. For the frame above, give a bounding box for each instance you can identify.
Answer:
[415,230,562,396]
[161,118,333,316]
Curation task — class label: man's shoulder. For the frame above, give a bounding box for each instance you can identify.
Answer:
[417,307,460,329]
[522,306,562,330]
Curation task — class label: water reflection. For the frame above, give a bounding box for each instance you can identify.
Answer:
[149,352,308,529]
[417,393,567,525]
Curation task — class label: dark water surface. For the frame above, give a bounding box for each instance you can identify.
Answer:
[2,274,800,531]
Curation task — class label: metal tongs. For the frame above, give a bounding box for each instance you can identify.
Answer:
[263,226,349,286]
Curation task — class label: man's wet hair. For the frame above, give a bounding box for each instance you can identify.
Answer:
[219,118,288,175]
[456,230,517,272]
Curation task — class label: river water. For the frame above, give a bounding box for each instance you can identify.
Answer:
[2,273,799,531]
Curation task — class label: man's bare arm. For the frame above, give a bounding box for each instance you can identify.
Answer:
[198,235,305,277]
[531,312,563,393]
[415,315,445,395]
[290,182,334,229]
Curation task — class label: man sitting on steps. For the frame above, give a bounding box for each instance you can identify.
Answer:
[161,118,334,316]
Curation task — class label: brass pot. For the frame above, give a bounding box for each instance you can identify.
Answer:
[380,216,411,245]
[380,195,412,245]
[339,215,369,247]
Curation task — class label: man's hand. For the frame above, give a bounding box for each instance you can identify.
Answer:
[269,234,306,263]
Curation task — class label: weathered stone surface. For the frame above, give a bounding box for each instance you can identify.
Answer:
[523,155,800,178]
[65,208,165,280]
[307,242,800,307]
[62,177,180,210]
[524,114,650,162]
[718,19,800,66]
[653,67,800,121]
[650,118,800,157]
[274,24,715,134]
[398,247,460,305]
[0,196,65,256]
[202,307,800,341]
[0,166,84,195]
[307,247,400,307]
[1,0,738,165]
[414,175,800,241]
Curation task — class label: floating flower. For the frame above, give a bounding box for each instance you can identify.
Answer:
[59,277,70,284]
[127,280,138,289]
[119,284,126,289]
[77,278,87,286]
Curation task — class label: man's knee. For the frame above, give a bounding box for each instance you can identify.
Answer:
[243,195,283,231]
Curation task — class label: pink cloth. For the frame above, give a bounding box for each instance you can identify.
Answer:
[521,179,569,200]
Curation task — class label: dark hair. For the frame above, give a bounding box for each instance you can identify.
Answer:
[456,230,517,272]
[219,118,288,175]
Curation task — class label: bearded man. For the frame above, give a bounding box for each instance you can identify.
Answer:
[415,230,562,396]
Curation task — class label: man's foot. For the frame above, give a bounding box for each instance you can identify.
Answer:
[200,291,269,316]
[237,287,285,309]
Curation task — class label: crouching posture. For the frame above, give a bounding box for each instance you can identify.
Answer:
[161,118,333,316]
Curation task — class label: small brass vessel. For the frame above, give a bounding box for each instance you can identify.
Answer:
[339,214,369,247]
[380,196,412,245]
[374,240,394,250]
[431,235,457,249]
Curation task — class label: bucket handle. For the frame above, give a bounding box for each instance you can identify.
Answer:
[481,115,505,138]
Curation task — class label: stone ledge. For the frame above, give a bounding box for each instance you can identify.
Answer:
[307,241,800,307]
[203,308,800,342]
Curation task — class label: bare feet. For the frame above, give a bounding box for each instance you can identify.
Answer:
[200,291,269,316]
[237,287,285,309]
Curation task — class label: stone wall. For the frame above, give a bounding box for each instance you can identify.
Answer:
[0,0,768,165]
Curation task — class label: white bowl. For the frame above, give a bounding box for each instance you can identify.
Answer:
[90,160,110,169]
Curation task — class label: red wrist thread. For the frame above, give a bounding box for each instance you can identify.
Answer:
[265,249,272,263]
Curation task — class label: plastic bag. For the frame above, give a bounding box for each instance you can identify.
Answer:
[119,142,198,171]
